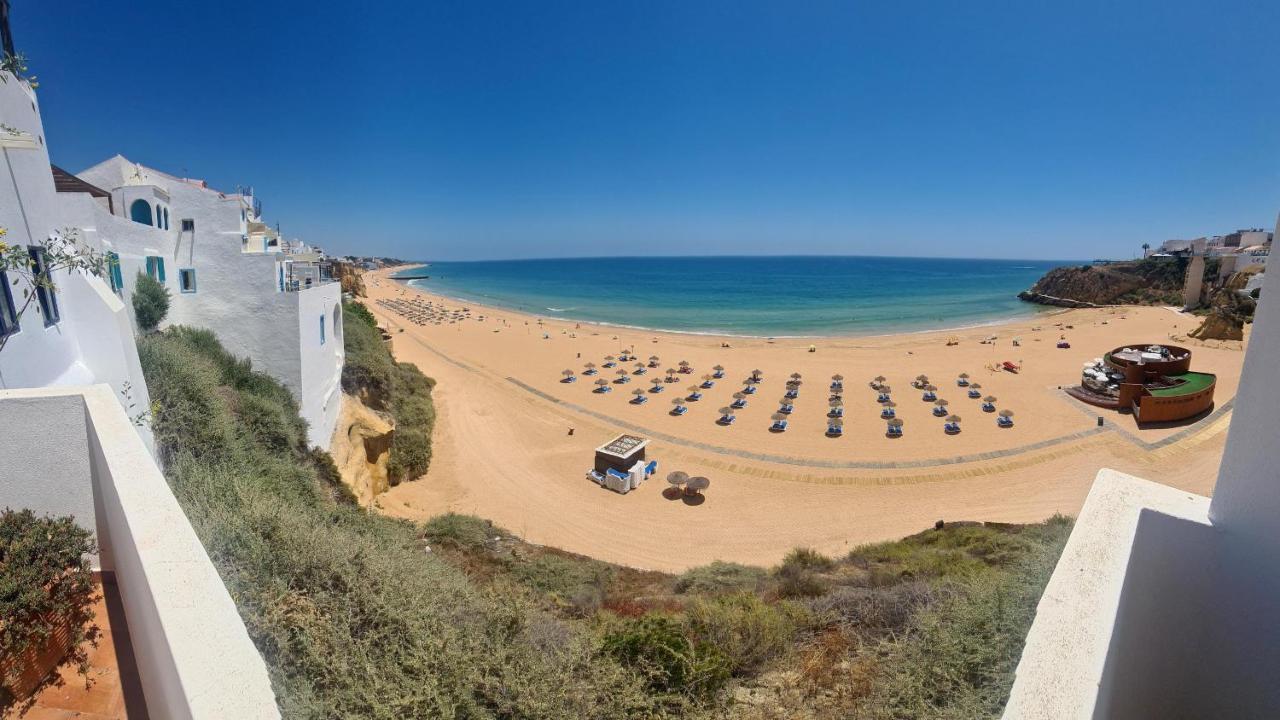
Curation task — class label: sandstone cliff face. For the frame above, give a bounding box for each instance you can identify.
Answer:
[329,393,395,505]
[331,260,367,297]
[1019,257,1210,308]
[1190,270,1259,341]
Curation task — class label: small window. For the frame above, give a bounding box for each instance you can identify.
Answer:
[181,218,194,232]
[154,203,161,227]
[145,255,166,283]
[319,314,326,345]
[107,252,124,293]
[27,245,60,326]
[130,199,154,225]
[0,270,18,337]
[179,268,197,293]
[163,208,170,230]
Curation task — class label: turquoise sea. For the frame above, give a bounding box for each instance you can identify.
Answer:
[395,256,1072,337]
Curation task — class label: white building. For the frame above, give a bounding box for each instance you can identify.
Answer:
[71,156,344,449]
[0,19,279,717]
[0,58,152,440]
[1005,215,1280,718]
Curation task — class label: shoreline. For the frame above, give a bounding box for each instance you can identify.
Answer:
[363,266,1245,571]
[389,265,1067,341]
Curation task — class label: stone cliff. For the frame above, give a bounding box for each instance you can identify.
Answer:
[1189,269,1260,341]
[329,393,395,505]
[1018,257,1215,308]
[331,260,367,297]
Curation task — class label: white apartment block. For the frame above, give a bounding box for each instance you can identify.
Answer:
[1006,217,1280,718]
[71,155,344,449]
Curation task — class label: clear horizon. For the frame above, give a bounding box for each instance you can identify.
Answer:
[20,1,1280,261]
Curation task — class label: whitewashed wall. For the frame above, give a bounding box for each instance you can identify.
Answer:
[0,73,153,447]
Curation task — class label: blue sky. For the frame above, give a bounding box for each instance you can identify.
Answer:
[17,1,1280,261]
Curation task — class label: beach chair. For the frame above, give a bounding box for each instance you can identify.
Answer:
[983,402,996,413]
[828,408,843,418]
[945,423,961,434]
[998,416,1014,428]
[785,389,799,399]
[645,460,658,477]
[743,385,757,395]
[672,405,688,416]
[701,380,715,389]
[631,395,648,405]
[826,424,843,437]
[731,398,747,409]
[933,406,947,417]
[830,381,843,391]
[595,385,612,394]
[957,378,969,387]
[586,469,606,486]
[968,388,981,399]
[770,419,788,432]
[881,408,896,419]
[922,391,937,402]
[878,393,891,403]
[562,376,577,383]
[718,414,736,425]
[688,391,702,401]
[583,369,597,376]
[887,425,903,437]
[780,404,794,414]
[713,369,725,379]
[650,385,664,393]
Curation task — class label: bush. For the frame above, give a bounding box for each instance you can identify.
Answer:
[781,547,835,572]
[602,614,731,701]
[674,561,766,595]
[0,509,100,705]
[773,563,828,599]
[139,327,655,718]
[685,593,807,675]
[131,271,170,331]
[422,513,494,549]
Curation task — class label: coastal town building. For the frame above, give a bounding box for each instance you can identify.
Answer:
[0,10,280,716]
[1005,224,1280,718]
[73,155,344,449]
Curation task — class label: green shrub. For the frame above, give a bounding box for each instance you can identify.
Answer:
[674,561,766,595]
[781,547,835,572]
[131,271,170,331]
[685,593,807,675]
[0,509,100,705]
[139,327,655,719]
[774,563,828,599]
[422,513,493,549]
[602,614,731,701]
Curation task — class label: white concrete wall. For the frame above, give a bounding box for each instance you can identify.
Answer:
[0,73,153,447]
[0,385,280,719]
[77,156,343,448]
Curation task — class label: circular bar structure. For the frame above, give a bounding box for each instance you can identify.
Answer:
[1067,343,1215,424]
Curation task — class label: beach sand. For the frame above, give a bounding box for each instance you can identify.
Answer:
[359,267,1247,572]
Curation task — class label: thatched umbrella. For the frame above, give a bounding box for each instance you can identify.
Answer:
[790,372,803,381]
[713,364,725,375]
[651,377,664,389]
[750,369,763,381]
[679,360,692,370]
[888,417,904,428]
[969,382,982,390]
[562,369,575,379]
[883,400,897,409]
[935,398,950,408]
[594,378,610,390]
[733,391,747,401]
[829,398,843,408]
[771,412,787,426]
[702,373,715,383]
[666,368,679,381]
[631,388,646,400]
[687,385,701,397]
[925,384,938,393]
[584,361,597,371]
[604,355,616,364]
[874,375,887,384]
[958,372,970,380]
[879,384,892,394]
[634,361,646,372]
[832,373,844,382]
[999,409,1015,418]
[984,395,998,403]
[667,471,689,491]
[947,414,962,422]
[685,476,710,495]
[786,378,802,388]
[671,397,687,413]
[615,368,629,382]
[648,355,661,367]
[829,417,844,429]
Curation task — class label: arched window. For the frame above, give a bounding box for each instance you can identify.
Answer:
[163,208,170,230]
[129,199,154,225]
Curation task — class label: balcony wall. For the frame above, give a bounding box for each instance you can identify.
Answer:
[0,385,279,719]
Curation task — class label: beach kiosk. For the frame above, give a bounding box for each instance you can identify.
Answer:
[588,434,654,494]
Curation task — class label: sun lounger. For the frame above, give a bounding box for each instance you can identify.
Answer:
[587,469,607,486]
[968,389,981,398]
[718,415,736,425]
[688,392,702,401]
[731,399,747,409]
[998,417,1014,427]
[780,405,794,414]
[881,408,896,419]
[702,380,715,389]
[631,396,647,405]
[770,420,788,432]
[562,376,577,383]
[933,407,947,417]
[887,426,903,437]
[743,386,757,394]
[826,425,842,436]
[595,386,612,393]
[983,403,996,412]
[828,408,843,418]
[672,405,688,415]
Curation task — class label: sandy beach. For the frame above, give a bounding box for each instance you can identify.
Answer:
[360,267,1247,572]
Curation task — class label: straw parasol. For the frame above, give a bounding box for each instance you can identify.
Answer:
[733,391,747,401]
[651,377,664,388]
[666,368,679,380]
[946,414,962,423]
[790,372,803,381]
[667,471,689,491]
[562,369,575,378]
[584,361,596,370]
[883,400,897,408]
[880,384,892,394]
[969,382,982,390]
[771,412,787,422]
[685,476,710,495]
[649,355,661,366]
[594,378,609,390]
[687,385,700,396]
[751,369,763,380]
[615,368,628,379]
[718,406,735,419]
[634,361,645,371]
[984,395,998,403]
[631,388,646,399]
[672,396,687,406]
[888,418,904,428]
[829,417,844,429]
[679,360,691,369]
[832,373,844,382]
[829,398,843,408]
[935,398,950,408]
[874,375,887,384]
[999,409,1015,418]
[713,364,725,373]
[958,372,970,379]
[703,373,715,383]
[605,355,616,363]
[925,384,938,392]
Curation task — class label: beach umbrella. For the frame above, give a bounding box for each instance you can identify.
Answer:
[935,399,950,407]
[703,373,715,382]
[562,369,575,378]
[634,361,645,370]
[999,409,1015,418]
[786,379,802,387]
[679,360,691,368]
[880,385,892,394]
[883,400,897,409]
[616,369,628,378]
[916,374,929,382]
[686,476,710,494]
[874,375,887,383]
[672,397,687,406]
[888,418,904,428]
[832,373,844,382]
[651,377,664,387]
[790,372,803,381]
[718,406,735,419]
[733,391,747,400]
[778,396,791,405]
[959,372,970,380]
[984,396,998,403]
[925,384,938,392]
[666,368,679,379]
[605,355,616,362]
[969,382,982,390]
[584,362,596,370]
[649,355,661,367]
[713,364,725,373]
[594,378,609,389]
[687,385,700,395]
[946,414,962,423]
[829,398,843,408]
[667,471,689,490]
[751,369,763,380]
[771,412,787,422]
[830,417,844,428]
[632,388,646,399]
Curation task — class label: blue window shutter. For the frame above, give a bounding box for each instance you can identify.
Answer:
[320,315,326,344]
[145,256,155,278]
[157,258,166,283]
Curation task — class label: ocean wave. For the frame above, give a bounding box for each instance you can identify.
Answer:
[546,307,576,312]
